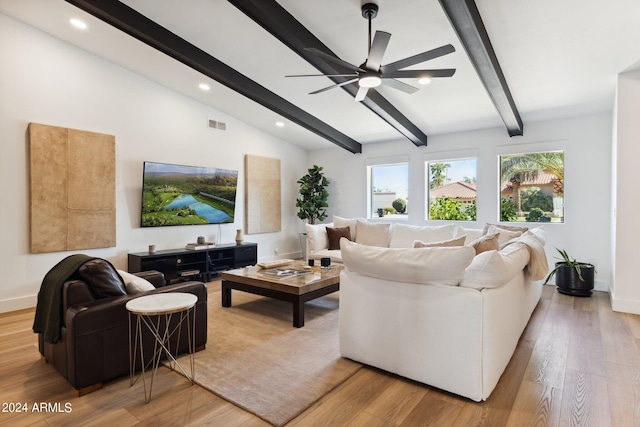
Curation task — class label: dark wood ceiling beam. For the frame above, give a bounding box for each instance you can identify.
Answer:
[229,0,428,147]
[65,0,362,153]
[438,0,523,136]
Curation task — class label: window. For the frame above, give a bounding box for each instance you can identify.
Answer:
[368,162,408,218]
[426,158,477,221]
[499,151,564,223]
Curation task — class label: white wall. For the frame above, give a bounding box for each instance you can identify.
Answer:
[309,113,613,293]
[611,70,640,314]
[0,15,307,312]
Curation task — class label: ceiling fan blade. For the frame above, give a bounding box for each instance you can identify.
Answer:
[365,31,391,71]
[380,44,456,73]
[309,78,359,95]
[354,86,369,102]
[304,48,365,73]
[286,73,358,78]
[382,69,457,79]
[382,79,419,94]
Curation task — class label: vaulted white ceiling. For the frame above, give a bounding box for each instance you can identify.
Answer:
[2,0,639,151]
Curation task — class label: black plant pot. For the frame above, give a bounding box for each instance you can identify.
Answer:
[555,262,595,297]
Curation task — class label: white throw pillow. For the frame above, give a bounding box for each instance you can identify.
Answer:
[305,222,333,252]
[341,239,475,286]
[388,223,458,248]
[355,220,390,247]
[117,269,156,294]
[333,216,361,240]
[486,225,522,247]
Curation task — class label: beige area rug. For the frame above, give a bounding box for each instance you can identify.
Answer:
[184,288,362,426]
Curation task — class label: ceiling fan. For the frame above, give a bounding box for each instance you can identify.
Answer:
[286,2,456,102]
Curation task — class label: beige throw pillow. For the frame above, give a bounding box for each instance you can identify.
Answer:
[355,220,390,247]
[482,223,528,235]
[468,232,500,254]
[413,235,466,248]
[486,225,522,246]
[341,239,476,286]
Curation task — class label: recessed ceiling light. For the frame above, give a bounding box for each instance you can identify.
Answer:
[198,83,211,91]
[275,121,285,127]
[69,18,87,30]
[418,77,432,85]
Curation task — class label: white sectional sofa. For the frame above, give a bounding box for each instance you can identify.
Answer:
[307,216,548,401]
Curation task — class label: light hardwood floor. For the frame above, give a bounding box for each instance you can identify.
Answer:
[1,283,639,426]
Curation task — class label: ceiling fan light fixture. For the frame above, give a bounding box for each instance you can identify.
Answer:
[359,75,381,88]
[418,77,432,85]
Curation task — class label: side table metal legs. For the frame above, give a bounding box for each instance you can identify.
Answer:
[128,306,196,403]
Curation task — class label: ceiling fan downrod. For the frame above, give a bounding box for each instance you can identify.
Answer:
[361,2,378,54]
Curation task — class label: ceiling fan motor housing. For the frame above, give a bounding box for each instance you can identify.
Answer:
[361,3,378,20]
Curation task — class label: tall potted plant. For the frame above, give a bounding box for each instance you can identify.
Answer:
[296,165,329,224]
[296,165,329,260]
[544,248,595,297]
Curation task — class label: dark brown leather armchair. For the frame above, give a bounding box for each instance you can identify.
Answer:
[38,271,207,395]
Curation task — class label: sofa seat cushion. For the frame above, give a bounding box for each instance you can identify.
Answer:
[388,223,458,248]
[308,249,343,264]
[341,239,475,286]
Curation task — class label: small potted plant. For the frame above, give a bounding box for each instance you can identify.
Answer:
[544,248,595,297]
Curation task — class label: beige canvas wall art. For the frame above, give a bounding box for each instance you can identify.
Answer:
[244,154,281,234]
[29,123,116,253]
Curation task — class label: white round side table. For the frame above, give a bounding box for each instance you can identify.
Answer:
[126,292,197,403]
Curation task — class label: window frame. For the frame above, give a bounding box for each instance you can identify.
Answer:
[497,141,566,224]
[366,156,409,220]
[424,150,478,222]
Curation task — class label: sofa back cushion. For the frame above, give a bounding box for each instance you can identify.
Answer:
[341,239,476,286]
[355,220,390,247]
[305,222,333,252]
[333,216,361,240]
[388,223,458,248]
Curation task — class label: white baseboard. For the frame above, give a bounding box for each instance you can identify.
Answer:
[610,291,640,315]
[0,295,37,314]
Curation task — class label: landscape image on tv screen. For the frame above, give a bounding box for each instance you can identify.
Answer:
[141,161,238,227]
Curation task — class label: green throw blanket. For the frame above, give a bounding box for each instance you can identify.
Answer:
[33,254,97,344]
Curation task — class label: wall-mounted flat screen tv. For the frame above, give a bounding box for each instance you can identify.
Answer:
[141,161,238,227]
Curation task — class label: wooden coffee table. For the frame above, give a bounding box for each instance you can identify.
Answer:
[221,262,343,327]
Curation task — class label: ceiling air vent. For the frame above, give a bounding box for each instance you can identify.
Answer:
[208,119,226,131]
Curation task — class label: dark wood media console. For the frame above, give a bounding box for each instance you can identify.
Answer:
[128,242,257,284]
